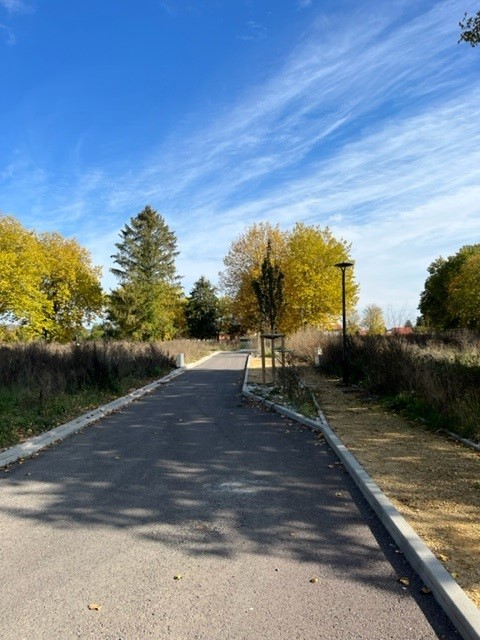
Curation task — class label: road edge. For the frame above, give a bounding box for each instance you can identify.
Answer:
[0,350,221,469]
[242,359,480,640]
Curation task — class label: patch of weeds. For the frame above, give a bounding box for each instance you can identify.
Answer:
[383,392,446,431]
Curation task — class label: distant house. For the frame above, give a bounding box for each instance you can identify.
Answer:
[387,326,414,336]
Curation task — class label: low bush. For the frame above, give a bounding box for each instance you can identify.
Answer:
[298,331,480,442]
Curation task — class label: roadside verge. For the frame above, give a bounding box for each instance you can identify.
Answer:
[242,359,480,640]
[0,351,220,469]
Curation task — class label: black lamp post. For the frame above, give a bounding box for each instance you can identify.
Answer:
[334,261,354,384]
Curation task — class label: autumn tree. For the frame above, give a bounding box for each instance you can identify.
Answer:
[217,296,244,337]
[108,205,181,340]
[0,216,47,337]
[362,304,386,335]
[347,310,362,335]
[220,222,286,331]
[39,233,104,341]
[0,215,103,341]
[281,223,357,333]
[459,9,480,46]
[220,222,357,333]
[419,245,480,330]
[185,276,219,339]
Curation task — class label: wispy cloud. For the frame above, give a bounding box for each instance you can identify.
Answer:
[237,21,268,41]
[0,22,14,44]
[0,0,32,14]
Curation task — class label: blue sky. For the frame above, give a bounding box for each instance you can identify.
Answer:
[1,0,480,324]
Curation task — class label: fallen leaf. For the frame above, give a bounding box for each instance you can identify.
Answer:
[451,572,460,579]
[114,456,120,460]
[174,574,183,580]
[309,577,319,584]
[437,553,449,562]
[88,603,102,611]
[420,586,432,595]
[398,577,410,586]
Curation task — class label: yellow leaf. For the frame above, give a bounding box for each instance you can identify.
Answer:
[420,586,432,595]
[398,577,410,586]
[87,603,102,611]
[309,577,319,584]
[173,574,183,580]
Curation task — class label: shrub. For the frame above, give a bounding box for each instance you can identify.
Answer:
[306,331,480,441]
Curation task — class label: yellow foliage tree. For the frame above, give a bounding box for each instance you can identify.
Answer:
[220,222,286,331]
[361,304,386,335]
[0,216,50,338]
[282,223,357,333]
[0,215,103,341]
[39,232,104,341]
[220,221,358,333]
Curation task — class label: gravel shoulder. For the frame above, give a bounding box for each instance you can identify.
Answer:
[248,360,480,609]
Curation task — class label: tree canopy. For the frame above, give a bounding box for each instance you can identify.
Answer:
[108,205,182,340]
[459,10,480,46]
[220,221,357,333]
[419,244,480,331]
[0,215,103,340]
[185,276,219,339]
[362,304,386,335]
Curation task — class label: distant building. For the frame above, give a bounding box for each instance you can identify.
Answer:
[387,326,414,336]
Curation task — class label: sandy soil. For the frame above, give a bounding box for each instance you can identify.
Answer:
[248,359,480,609]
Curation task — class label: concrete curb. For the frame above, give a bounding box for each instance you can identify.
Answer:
[0,351,221,469]
[242,362,480,640]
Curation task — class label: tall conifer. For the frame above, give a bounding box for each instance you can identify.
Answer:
[108,206,181,340]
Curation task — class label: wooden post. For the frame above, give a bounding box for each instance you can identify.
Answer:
[271,337,276,384]
[261,335,266,384]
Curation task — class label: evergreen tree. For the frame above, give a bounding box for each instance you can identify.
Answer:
[108,206,181,340]
[185,277,219,339]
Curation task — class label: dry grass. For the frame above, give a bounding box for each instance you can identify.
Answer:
[0,339,231,449]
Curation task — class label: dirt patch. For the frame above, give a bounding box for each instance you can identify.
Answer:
[248,359,480,608]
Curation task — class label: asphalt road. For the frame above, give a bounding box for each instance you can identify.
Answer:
[0,352,460,639]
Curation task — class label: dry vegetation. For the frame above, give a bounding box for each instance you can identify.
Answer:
[0,339,226,449]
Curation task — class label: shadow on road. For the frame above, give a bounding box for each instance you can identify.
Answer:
[0,354,459,637]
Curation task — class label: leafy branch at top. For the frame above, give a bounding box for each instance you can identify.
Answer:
[459,10,480,47]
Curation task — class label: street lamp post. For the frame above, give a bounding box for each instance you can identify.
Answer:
[334,261,354,384]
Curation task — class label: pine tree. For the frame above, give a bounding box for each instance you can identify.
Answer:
[108,206,181,340]
[185,277,219,339]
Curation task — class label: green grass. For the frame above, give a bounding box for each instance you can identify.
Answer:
[0,386,119,448]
